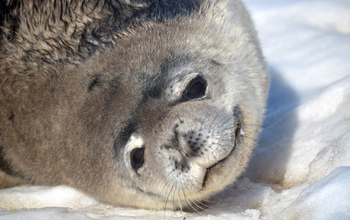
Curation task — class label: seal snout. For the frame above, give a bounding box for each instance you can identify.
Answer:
[129,91,246,195]
[171,106,243,171]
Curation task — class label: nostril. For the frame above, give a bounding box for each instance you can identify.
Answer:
[233,106,243,141]
[130,148,145,172]
[235,122,241,138]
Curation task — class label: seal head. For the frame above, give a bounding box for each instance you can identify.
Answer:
[0,0,268,210]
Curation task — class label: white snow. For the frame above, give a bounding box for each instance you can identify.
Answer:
[1,0,350,219]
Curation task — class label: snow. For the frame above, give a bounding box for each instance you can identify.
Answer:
[277,167,350,220]
[1,0,350,219]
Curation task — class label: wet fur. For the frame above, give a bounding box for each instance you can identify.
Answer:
[0,0,268,209]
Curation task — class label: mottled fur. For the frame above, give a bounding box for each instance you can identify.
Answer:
[0,0,268,209]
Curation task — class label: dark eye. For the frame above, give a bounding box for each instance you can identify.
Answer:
[130,148,145,172]
[182,76,207,100]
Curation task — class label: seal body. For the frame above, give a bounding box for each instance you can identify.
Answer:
[0,0,268,209]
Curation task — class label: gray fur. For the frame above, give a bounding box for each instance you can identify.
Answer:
[0,0,268,209]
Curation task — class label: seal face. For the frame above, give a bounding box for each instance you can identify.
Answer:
[0,0,268,210]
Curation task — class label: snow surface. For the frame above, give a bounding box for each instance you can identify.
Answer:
[1,0,350,219]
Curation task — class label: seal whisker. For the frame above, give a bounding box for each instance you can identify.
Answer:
[240,142,263,160]
[187,192,206,212]
[208,109,222,128]
[190,195,209,210]
[172,184,177,210]
[246,123,283,137]
[177,186,184,212]
[156,171,174,208]
[219,116,234,129]
[207,109,226,133]
[181,187,201,213]
[242,135,259,143]
[181,181,208,211]
[164,184,174,213]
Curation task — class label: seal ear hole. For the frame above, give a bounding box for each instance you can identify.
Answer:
[182,76,207,101]
[130,148,145,172]
[235,122,241,138]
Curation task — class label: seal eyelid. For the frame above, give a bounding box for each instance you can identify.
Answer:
[130,148,145,172]
[182,75,207,101]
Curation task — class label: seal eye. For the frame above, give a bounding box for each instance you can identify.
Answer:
[130,148,145,172]
[183,76,207,101]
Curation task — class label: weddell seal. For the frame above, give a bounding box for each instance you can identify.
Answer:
[0,0,268,210]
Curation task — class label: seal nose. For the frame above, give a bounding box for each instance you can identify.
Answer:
[175,114,236,168]
[138,99,240,169]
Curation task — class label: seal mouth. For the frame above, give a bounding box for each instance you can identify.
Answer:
[200,108,243,190]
